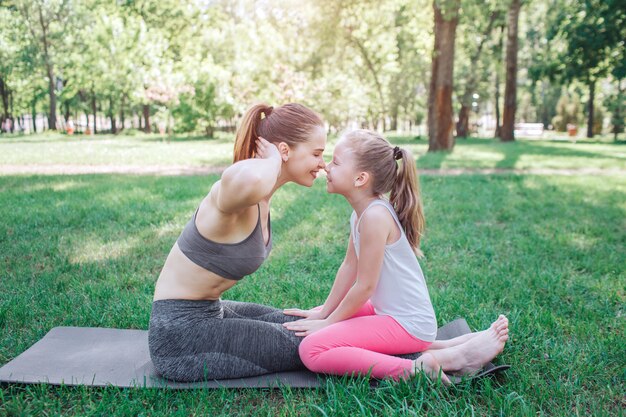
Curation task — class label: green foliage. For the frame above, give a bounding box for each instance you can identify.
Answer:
[551,94,582,131]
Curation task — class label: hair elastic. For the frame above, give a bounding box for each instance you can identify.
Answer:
[393,146,402,160]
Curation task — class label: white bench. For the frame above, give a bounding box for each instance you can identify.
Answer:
[514,123,544,137]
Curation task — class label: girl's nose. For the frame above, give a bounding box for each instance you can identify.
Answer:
[319,158,326,169]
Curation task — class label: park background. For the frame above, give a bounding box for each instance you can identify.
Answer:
[1,0,624,416]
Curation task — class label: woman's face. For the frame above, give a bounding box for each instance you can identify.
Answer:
[325,138,358,195]
[283,126,327,187]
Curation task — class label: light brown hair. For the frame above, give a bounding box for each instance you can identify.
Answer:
[233,103,324,163]
[344,129,425,257]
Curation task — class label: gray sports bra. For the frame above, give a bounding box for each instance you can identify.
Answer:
[176,205,272,280]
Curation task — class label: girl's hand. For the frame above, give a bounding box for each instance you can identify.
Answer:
[282,319,330,337]
[255,137,281,162]
[283,308,325,320]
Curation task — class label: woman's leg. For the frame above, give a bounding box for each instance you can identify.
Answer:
[221,300,298,324]
[149,299,305,382]
[298,314,432,380]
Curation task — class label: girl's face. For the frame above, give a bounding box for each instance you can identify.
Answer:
[283,126,327,187]
[325,138,358,195]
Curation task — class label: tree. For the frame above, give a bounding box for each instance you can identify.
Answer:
[428,0,460,151]
[454,2,504,138]
[498,0,522,142]
[14,0,76,131]
[545,0,625,138]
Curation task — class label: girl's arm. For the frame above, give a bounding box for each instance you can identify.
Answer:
[284,233,358,319]
[215,138,282,214]
[284,206,392,335]
[324,207,390,324]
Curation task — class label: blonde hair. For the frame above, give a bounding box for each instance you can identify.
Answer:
[343,129,425,257]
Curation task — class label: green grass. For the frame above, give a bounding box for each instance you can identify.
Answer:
[1,132,625,171]
[1,168,624,415]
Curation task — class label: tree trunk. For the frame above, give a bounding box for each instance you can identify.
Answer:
[615,79,623,141]
[456,104,471,138]
[143,104,151,133]
[9,91,15,133]
[120,95,126,131]
[456,11,499,139]
[349,35,387,131]
[391,104,399,131]
[31,94,38,133]
[91,91,97,134]
[64,101,70,122]
[0,76,9,122]
[587,79,595,138]
[428,0,460,151]
[499,0,521,142]
[109,96,116,133]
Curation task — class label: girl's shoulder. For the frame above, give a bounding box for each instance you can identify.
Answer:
[356,203,397,234]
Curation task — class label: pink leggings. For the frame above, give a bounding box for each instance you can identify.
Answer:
[298,301,432,379]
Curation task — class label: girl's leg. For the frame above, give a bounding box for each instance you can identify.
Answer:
[424,317,509,374]
[298,314,432,380]
[428,315,509,350]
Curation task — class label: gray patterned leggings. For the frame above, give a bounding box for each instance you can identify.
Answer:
[148,299,304,382]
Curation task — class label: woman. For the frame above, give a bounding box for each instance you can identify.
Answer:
[149,103,327,382]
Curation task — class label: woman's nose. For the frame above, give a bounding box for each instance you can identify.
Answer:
[319,158,326,169]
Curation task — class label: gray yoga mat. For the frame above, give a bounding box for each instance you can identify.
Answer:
[0,318,508,388]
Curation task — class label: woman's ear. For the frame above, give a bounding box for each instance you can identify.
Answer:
[354,172,370,188]
[277,142,290,162]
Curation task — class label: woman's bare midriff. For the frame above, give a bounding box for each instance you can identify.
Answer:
[153,243,239,301]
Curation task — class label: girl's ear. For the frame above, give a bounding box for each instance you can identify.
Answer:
[354,172,370,188]
[277,142,290,162]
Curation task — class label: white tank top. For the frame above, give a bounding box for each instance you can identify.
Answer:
[351,199,437,342]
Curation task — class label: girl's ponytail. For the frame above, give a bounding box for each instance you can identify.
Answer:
[389,148,425,257]
[344,130,425,257]
[233,104,274,163]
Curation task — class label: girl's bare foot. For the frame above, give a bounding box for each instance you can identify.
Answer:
[429,315,509,350]
[412,353,451,385]
[454,317,509,375]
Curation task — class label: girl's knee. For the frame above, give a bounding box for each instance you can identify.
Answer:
[298,335,323,371]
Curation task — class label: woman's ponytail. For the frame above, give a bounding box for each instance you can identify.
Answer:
[389,148,425,257]
[233,104,274,163]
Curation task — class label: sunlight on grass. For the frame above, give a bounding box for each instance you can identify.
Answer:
[61,233,142,264]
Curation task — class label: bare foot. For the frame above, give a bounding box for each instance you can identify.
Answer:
[412,353,451,385]
[430,315,509,350]
[454,317,509,375]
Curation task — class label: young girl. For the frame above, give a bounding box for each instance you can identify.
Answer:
[283,129,509,382]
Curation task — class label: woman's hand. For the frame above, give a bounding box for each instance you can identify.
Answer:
[282,319,330,337]
[255,137,281,162]
[283,308,326,321]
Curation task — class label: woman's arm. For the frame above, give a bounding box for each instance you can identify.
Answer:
[216,138,282,214]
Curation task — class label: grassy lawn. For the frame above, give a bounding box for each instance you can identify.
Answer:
[1,132,625,171]
[1,158,624,415]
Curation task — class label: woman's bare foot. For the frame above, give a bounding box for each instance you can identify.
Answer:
[412,353,451,385]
